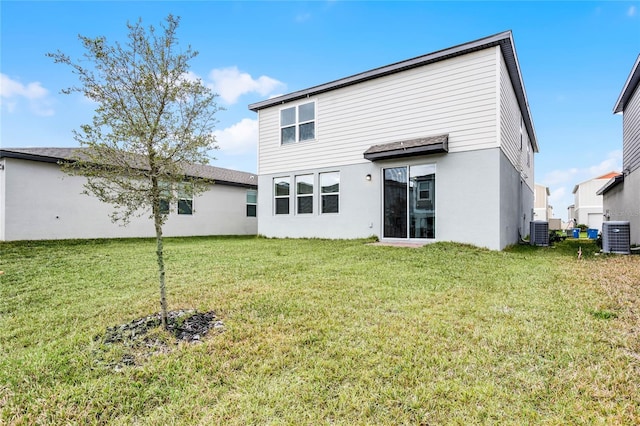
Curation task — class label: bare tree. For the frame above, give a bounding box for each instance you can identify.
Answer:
[48,15,220,329]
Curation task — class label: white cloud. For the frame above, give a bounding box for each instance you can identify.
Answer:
[628,5,637,17]
[208,66,284,104]
[213,118,258,155]
[295,13,312,23]
[0,73,54,116]
[541,150,623,214]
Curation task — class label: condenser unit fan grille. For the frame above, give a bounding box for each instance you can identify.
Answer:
[602,221,630,254]
[530,221,549,246]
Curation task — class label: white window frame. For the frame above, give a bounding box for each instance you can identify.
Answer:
[320,171,340,214]
[417,180,432,202]
[246,189,257,217]
[274,176,290,215]
[295,174,314,215]
[177,183,193,215]
[158,181,172,215]
[280,101,316,145]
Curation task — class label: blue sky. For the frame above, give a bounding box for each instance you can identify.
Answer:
[1,1,639,216]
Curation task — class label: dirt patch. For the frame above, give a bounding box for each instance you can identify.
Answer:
[94,309,223,370]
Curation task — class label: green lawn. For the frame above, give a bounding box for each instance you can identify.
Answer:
[1,236,638,424]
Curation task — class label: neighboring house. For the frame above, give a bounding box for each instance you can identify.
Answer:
[598,54,640,246]
[571,171,620,231]
[0,148,258,241]
[534,184,551,221]
[248,31,538,250]
[567,204,576,228]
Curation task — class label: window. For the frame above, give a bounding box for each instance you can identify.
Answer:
[280,101,315,144]
[177,184,193,215]
[159,199,170,215]
[158,182,171,215]
[417,180,432,201]
[320,172,339,214]
[519,117,523,151]
[246,189,257,217]
[296,175,314,214]
[274,177,290,215]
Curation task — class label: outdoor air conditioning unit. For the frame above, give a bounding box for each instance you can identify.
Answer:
[530,221,549,246]
[602,221,631,254]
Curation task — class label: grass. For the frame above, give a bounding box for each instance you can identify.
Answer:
[1,236,639,424]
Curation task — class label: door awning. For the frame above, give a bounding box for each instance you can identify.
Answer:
[363,134,448,161]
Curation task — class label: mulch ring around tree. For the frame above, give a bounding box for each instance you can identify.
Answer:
[92,309,224,371]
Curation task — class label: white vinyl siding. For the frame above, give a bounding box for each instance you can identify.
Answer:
[499,52,534,191]
[258,48,499,175]
[623,84,640,173]
[499,52,520,170]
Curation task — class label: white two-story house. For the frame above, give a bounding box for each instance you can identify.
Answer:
[572,171,620,231]
[534,184,551,221]
[248,31,538,250]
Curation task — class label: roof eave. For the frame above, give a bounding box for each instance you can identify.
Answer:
[0,148,256,187]
[248,30,538,153]
[596,174,625,196]
[0,149,68,164]
[613,54,640,114]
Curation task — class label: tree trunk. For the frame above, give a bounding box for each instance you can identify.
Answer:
[155,216,168,330]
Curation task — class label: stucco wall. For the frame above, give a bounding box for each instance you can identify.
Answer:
[1,158,257,241]
[0,158,5,241]
[500,150,533,248]
[603,170,640,245]
[258,148,517,250]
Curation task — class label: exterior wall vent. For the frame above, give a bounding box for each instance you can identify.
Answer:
[602,221,630,254]
[530,221,549,246]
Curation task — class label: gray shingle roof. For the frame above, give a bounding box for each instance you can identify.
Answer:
[0,147,257,188]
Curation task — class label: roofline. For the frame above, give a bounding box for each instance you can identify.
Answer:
[596,174,624,196]
[0,149,258,189]
[613,54,640,114]
[0,149,63,164]
[572,172,622,192]
[248,30,538,152]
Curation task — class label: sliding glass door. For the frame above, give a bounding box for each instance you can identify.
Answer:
[383,164,435,239]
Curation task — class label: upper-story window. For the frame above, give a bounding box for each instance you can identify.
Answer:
[280,101,315,144]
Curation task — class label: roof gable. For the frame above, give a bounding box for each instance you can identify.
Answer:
[248,30,538,152]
